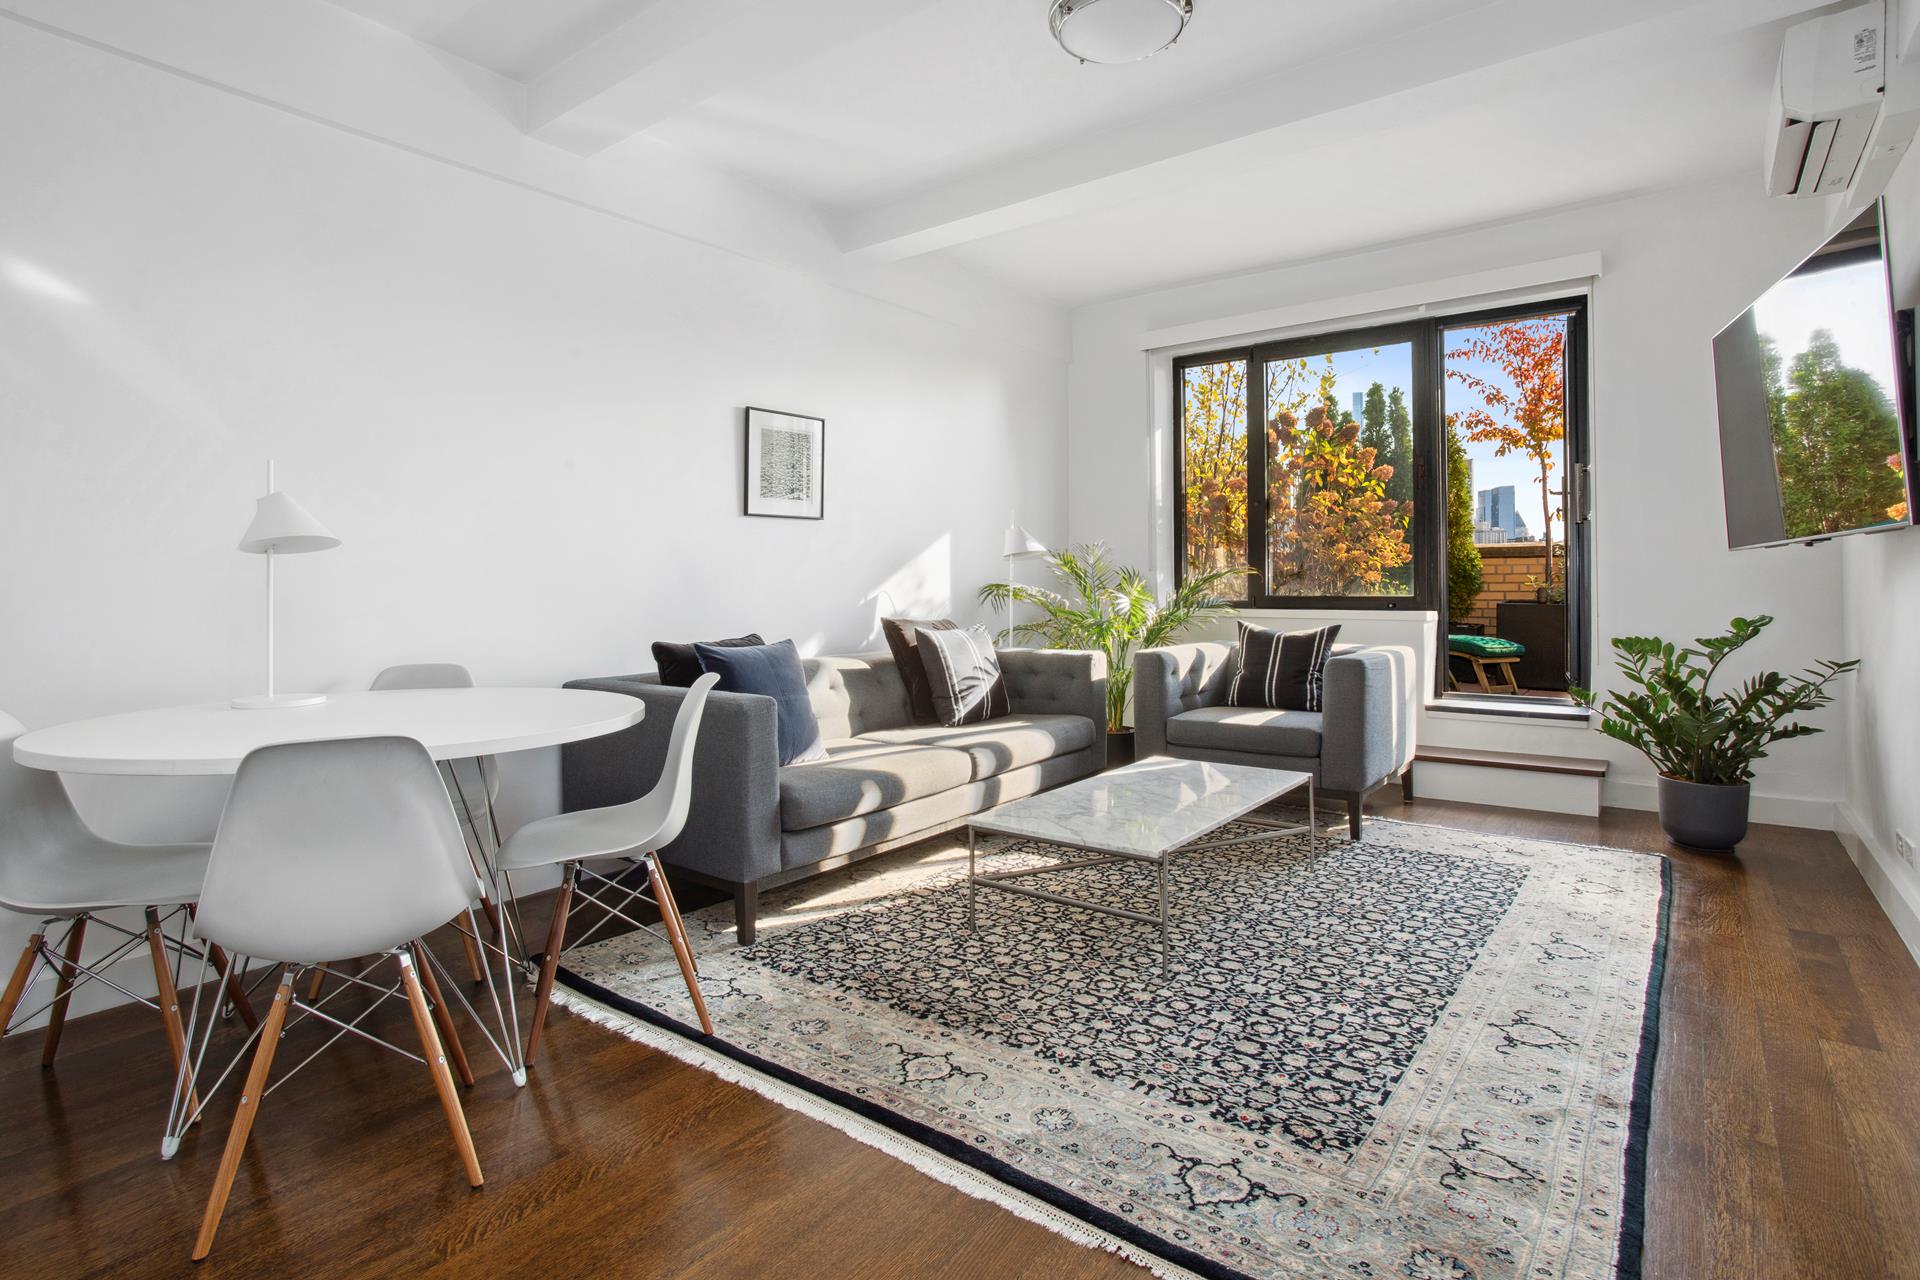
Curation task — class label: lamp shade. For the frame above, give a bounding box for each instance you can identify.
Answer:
[1003,522,1049,558]
[237,490,339,555]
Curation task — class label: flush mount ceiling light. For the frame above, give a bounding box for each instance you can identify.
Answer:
[1050,0,1192,65]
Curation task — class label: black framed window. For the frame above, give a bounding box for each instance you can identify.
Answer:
[1175,298,1590,698]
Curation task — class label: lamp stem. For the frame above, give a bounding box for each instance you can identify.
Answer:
[265,546,275,699]
[1003,553,1014,648]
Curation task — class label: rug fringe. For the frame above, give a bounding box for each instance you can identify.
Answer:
[550,986,1204,1280]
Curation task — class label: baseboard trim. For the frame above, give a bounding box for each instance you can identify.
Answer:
[1834,803,1920,966]
[1600,778,1836,832]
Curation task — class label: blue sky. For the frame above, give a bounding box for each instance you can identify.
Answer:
[1751,257,1897,398]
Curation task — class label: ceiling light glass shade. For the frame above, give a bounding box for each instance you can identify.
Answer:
[1050,0,1192,65]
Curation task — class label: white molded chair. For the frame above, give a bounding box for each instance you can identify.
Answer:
[501,672,717,1059]
[183,735,486,1262]
[0,711,255,1077]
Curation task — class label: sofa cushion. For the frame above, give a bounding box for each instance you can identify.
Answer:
[916,624,1011,726]
[779,739,974,831]
[1228,621,1340,711]
[651,633,763,687]
[1166,705,1323,757]
[695,638,827,765]
[861,713,1096,780]
[880,617,959,724]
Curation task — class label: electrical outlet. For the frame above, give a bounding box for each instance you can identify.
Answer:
[1897,832,1916,867]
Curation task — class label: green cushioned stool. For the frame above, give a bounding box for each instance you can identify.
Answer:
[1447,634,1526,693]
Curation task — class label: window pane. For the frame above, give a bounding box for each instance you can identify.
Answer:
[1181,359,1249,600]
[1444,312,1573,695]
[1263,344,1415,597]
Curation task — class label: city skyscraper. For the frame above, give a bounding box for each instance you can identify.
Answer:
[1476,485,1532,543]
[1351,392,1365,421]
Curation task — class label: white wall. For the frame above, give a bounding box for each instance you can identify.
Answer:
[1838,146,1920,961]
[0,21,1069,1019]
[1066,176,1854,825]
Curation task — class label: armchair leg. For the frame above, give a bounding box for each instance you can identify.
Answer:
[733,882,758,946]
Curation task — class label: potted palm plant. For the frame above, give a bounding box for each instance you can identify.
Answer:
[980,544,1247,765]
[1570,616,1856,851]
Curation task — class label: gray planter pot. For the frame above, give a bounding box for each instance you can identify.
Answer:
[1656,775,1750,852]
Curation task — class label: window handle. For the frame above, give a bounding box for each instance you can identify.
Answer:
[1571,464,1593,524]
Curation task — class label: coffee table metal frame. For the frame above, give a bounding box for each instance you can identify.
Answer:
[965,771,1317,976]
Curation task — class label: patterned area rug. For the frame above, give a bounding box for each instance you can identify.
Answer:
[556,817,1668,1280]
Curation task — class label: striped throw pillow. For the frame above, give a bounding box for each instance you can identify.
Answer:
[915,624,1011,726]
[1227,621,1341,712]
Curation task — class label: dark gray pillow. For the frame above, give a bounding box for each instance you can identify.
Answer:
[915,624,1010,727]
[881,617,958,724]
[1228,621,1340,711]
[652,633,763,687]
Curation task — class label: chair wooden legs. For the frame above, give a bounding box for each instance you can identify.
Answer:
[398,952,483,1190]
[411,943,474,1087]
[524,864,576,1068]
[647,854,713,1036]
[192,973,293,1262]
[0,930,43,1036]
[204,942,260,1032]
[40,917,86,1067]
[457,918,487,985]
[147,908,203,1121]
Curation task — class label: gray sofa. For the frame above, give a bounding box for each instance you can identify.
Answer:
[1133,642,1413,837]
[562,648,1106,942]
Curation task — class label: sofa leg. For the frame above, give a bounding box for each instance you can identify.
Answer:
[733,882,759,946]
[1348,801,1363,840]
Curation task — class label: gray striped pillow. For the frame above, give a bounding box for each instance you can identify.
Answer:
[1227,621,1340,711]
[915,624,1011,726]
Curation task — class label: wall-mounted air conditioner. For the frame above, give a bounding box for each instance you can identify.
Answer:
[1767,1,1887,198]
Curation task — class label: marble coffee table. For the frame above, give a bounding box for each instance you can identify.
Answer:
[965,755,1316,975]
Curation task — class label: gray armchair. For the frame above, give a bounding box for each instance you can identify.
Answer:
[1133,641,1413,836]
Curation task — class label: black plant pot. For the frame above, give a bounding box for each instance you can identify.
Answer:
[1107,730,1136,768]
[1656,775,1750,852]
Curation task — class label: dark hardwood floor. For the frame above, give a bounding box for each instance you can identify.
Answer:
[4,798,1918,1279]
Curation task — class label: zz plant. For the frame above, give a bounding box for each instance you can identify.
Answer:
[1569,616,1856,786]
[980,544,1247,733]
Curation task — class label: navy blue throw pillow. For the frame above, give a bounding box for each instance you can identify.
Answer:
[692,638,827,765]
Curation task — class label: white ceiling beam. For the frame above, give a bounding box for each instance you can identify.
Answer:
[527,0,939,157]
[837,0,1834,260]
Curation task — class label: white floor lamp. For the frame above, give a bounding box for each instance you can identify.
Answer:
[232,462,340,710]
[1001,520,1049,647]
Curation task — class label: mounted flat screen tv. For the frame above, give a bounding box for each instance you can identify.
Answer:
[1712,199,1920,549]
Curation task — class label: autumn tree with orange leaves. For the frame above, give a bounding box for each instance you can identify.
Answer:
[1447,320,1568,580]
[1181,360,1250,599]
[1267,400,1411,595]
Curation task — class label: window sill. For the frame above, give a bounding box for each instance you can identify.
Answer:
[1425,696,1590,725]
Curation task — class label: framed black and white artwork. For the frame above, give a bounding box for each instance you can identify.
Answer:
[743,406,825,520]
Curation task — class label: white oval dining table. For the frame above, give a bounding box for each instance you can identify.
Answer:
[11,687,645,775]
[12,687,646,1101]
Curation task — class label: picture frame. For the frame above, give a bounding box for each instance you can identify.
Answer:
[743,406,825,520]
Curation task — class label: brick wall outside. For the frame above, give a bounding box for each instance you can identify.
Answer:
[1458,543,1551,632]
